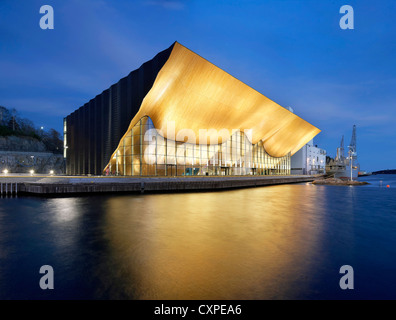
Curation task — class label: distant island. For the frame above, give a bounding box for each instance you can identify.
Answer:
[372,169,396,175]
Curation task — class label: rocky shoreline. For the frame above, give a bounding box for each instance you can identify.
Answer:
[312,178,369,186]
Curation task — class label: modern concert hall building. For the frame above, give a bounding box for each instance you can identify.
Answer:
[64,42,320,176]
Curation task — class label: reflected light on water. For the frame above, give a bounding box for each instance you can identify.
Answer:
[42,198,84,255]
[102,185,327,299]
[2,177,396,299]
[49,198,81,223]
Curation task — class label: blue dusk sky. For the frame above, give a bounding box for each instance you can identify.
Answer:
[0,0,395,171]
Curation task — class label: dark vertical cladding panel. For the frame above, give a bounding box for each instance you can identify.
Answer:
[129,70,139,124]
[89,99,95,175]
[137,65,145,104]
[93,96,97,174]
[92,98,96,174]
[110,84,120,157]
[68,115,73,175]
[92,99,97,175]
[119,78,128,144]
[95,95,102,175]
[86,101,91,174]
[65,116,68,174]
[85,104,89,175]
[76,107,82,175]
[73,110,77,175]
[65,42,175,175]
[74,111,78,175]
[74,109,78,174]
[72,112,76,175]
[65,115,71,174]
[80,106,84,175]
[79,106,83,175]
[102,89,111,172]
[85,103,89,175]
[70,112,76,175]
[126,74,133,127]
[67,114,71,175]
[82,104,86,175]
[100,93,106,173]
[79,107,84,175]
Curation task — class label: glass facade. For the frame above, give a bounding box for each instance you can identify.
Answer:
[105,117,290,176]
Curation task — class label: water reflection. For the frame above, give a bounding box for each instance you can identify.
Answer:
[102,185,327,299]
[1,180,396,299]
[47,198,81,223]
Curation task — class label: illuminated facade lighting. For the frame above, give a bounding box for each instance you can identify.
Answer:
[65,42,320,176]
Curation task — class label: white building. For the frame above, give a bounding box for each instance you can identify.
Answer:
[291,139,326,175]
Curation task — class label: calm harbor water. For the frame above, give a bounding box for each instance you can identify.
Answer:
[0,174,395,299]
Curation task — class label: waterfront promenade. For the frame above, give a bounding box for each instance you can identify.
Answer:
[0,174,319,195]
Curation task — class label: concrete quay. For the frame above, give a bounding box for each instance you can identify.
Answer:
[0,174,319,196]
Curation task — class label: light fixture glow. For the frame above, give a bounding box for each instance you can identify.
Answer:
[104,42,320,164]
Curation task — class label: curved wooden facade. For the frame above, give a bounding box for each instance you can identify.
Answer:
[126,42,320,158]
[65,42,320,176]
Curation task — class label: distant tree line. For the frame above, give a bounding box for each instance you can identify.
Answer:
[0,106,63,154]
[372,169,396,175]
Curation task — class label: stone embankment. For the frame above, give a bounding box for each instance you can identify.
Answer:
[0,175,318,196]
[0,135,64,174]
[0,151,64,174]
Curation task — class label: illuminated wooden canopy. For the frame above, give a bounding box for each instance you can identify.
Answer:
[111,42,320,158]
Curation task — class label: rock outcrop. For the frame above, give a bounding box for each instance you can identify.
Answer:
[312,178,369,185]
[0,136,46,152]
